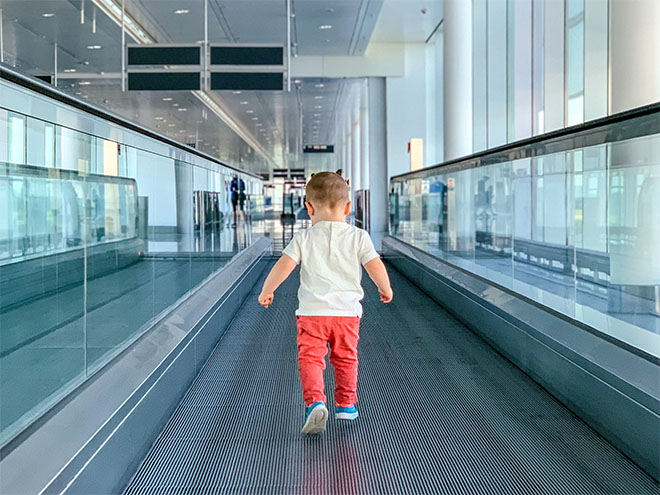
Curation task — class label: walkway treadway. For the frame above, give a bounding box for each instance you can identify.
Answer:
[124,264,657,494]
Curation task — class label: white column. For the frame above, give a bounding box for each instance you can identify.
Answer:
[351,115,360,191]
[443,0,472,160]
[359,81,369,190]
[609,0,660,113]
[368,77,388,246]
[608,0,660,310]
[544,0,565,131]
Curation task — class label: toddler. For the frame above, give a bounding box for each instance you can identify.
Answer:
[258,172,393,435]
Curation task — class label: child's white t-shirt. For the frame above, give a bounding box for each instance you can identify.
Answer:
[282,221,379,317]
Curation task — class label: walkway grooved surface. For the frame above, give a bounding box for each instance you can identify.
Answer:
[125,265,657,494]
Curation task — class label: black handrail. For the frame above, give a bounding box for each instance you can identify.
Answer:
[391,102,660,181]
[0,62,262,180]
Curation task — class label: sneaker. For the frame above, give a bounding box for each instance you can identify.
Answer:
[301,401,328,435]
[335,404,359,421]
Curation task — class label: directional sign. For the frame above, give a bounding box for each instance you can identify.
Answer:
[303,145,334,153]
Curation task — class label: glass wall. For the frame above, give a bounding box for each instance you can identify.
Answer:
[0,98,264,446]
[390,120,660,358]
[472,0,610,152]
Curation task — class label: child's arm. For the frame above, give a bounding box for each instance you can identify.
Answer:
[258,254,297,308]
[364,258,393,303]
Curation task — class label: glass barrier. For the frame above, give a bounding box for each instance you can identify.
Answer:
[390,117,660,358]
[0,102,264,446]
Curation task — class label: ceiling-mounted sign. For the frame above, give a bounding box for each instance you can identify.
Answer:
[211,46,283,66]
[126,44,202,91]
[128,46,201,66]
[128,72,201,91]
[210,45,284,91]
[210,72,283,91]
[303,145,334,153]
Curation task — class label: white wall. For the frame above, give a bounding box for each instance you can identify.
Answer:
[385,43,434,178]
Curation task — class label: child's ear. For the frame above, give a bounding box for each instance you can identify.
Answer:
[344,201,351,215]
[306,201,315,216]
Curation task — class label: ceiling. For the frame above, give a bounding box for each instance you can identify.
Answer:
[0,0,437,175]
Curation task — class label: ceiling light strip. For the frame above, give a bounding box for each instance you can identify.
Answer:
[90,0,154,43]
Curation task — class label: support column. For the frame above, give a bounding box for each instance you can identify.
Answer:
[443,0,473,160]
[608,0,660,314]
[360,81,369,190]
[609,0,660,113]
[367,77,388,248]
[351,115,360,192]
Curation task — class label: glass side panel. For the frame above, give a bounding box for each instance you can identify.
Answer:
[0,108,265,447]
[390,133,660,357]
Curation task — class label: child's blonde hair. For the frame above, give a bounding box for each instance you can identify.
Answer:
[305,171,349,209]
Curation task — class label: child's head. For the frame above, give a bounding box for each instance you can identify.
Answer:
[305,171,350,218]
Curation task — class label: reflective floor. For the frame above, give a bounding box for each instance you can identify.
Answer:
[125,266,657,494]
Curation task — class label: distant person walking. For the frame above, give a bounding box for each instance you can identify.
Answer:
[230,176,246,226]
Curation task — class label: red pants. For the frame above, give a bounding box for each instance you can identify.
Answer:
[296,315,360,407]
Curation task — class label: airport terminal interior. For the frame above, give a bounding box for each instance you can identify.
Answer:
[0,0,658,493]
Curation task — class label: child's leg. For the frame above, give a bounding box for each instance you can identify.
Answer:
[296,316,330,406]
[328,317,360,405]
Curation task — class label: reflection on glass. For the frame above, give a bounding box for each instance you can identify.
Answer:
[390,134,660,357]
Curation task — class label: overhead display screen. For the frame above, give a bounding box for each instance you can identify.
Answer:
[211,47,283,66]
[128,72,201,91]
[211,72,283,91]
[128,46,201,66]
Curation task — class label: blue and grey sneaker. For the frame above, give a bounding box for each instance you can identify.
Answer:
[335,404,359,421]
[301,401,328,435]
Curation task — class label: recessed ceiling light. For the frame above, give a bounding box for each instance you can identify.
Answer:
[162,97,173,101]
[179,130,186,133]
[79,81,91,85]
[63,68,77,73]
[256,123,262,127]
[294,79,301,83]
[172,103,179,107]
[314,96,323,100]
[313,113,321,117]
[155,117,164,121]
[314,105,322,109]
[232,91,242,94]
[177,108,187,112]
[87,45,102,50]
[251,117,259,121]
[42,13,55,18]
[168,124,176,127]
[315,84,325,88]
[174,9,189,14]
[319,25,333,30]
[240,101,249,105]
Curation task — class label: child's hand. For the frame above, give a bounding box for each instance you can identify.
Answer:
[258,291,274,308]
[379,287,393,304]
